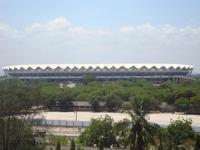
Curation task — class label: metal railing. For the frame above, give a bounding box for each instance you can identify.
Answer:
[31,119,90,128]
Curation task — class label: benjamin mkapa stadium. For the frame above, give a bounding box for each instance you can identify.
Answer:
[3,64,193,82]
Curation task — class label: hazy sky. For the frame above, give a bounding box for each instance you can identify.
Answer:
[0,0,200,73]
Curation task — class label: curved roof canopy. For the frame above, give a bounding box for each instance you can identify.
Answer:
[3,64,193,71]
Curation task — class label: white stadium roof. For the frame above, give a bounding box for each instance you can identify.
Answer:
[3,64,193,70]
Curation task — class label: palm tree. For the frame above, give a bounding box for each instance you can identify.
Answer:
[124,99,158,150]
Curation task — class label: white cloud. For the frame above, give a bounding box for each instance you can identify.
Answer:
[25,17,71,33]
[46,17,71,31]
[0,17,200,73]
[0,23,18,39]
[120,26,134,32]
[25,23,43,33]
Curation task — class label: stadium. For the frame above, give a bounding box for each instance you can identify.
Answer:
[3,64,193,82]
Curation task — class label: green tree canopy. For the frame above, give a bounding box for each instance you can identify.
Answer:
[167,118,195,149]
[0,79,46,150]
[79,115,116,147]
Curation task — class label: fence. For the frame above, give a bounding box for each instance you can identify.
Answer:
[45,145,128,150]
[31,119,90,128]
[30,119,200,132]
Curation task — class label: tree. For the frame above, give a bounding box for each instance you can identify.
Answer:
[83,75,96,85]
[175,98,190,112]
[90,98,101,112]
[123,99,158,150]
[105,94,122,112]
[189,95,200,114]
[0,79,45,117]
[175,88,196,100]
[157,128,170,150]
[79,115,116,147]
[195,134,200,150]
[70,139,76,150]
[56,139,61,150]
[167,118,194,149]
[98,136,104,150]
[158,81,177,104]
[129,95,157,112]
[0,79,45,150]
[56,98,74,112]
[113,119,130,148]
[0,117,36,150]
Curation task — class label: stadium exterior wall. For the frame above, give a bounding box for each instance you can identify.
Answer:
[3,64,194,82]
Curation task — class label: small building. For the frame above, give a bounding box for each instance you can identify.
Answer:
[73,101,105,111]
[73,101,91,111]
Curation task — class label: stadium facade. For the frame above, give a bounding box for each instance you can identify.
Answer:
[3,64,193,82]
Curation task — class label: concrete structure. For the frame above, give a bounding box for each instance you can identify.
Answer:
[3,64,193,82]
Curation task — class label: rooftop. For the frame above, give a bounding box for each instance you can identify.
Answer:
[3,63,194,70]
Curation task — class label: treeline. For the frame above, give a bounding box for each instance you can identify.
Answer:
[38,79,200,113]
[1,78,200,113]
